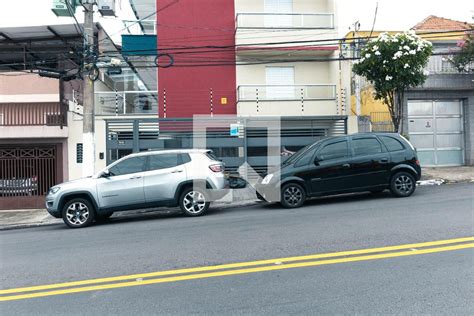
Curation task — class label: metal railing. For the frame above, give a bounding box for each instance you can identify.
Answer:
[95,91,158,115]
[236,13,334,29]
[237,85,336,101]
[370,112,394,132]
[426,55,460,74]
[0,103,65,126]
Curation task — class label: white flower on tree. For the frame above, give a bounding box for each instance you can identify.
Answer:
[353,31,433,132]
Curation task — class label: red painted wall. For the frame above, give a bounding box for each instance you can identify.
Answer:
[156,0,236,117]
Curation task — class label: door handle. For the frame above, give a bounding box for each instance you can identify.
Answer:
[129,175,142,179]
[342,163,350,169]
[171,169,183,173]
[379,158,389,163]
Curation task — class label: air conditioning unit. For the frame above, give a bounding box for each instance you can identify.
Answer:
[51,0,76,17]
[98,0,116,16]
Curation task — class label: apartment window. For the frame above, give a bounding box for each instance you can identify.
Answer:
[265,66,295,99]
[264,0,293,27]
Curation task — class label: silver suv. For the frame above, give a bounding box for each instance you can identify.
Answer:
[46,149,226,228]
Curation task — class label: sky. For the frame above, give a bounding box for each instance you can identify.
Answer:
[0,0,472,35]
[338,0,473,34]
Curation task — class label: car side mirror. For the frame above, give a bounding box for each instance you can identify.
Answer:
[314,156,322,165]
[101,169,111,178]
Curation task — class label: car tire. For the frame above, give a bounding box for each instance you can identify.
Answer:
[390,171,416,197]
[179,187,210,217]
[280,183,306,208]
[62,198,95,228]
[95,212,113,222]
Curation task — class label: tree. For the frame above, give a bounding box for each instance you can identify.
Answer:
[353,31,432,132]
[449,35,473,72]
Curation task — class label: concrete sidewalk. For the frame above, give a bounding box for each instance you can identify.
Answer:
[1,167,472,230]
[0,188,259,230]
[421,166,474,183]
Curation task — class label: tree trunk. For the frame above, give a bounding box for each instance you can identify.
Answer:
[395,89,405,134]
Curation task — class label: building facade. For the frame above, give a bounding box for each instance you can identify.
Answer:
[348,16,473,166]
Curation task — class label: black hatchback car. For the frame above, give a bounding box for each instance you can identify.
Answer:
[256,133,421,208]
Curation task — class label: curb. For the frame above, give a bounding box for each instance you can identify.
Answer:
[0,199,260,231]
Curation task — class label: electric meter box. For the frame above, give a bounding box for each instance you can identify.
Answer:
[98,0,116,16]
[51,0,76,17]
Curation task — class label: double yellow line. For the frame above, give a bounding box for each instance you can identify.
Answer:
[1,237,473,302]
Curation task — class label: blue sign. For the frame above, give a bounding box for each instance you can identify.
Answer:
[122,35,157,56]
[230,124,240,136]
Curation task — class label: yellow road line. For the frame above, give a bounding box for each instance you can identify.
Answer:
[1,242,473,302]
[1,236,473,296]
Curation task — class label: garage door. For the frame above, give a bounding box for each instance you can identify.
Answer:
[0,145,61,209]
[408,100,464,166]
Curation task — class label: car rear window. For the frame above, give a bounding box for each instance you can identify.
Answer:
[379,136,405,152]
[352,138,383,156]
[205,151,220,161]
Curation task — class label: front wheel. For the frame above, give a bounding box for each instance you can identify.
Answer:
[179,188,210,216]
[390,171,416,197]
[280,183,306,208]
[62,198,95,228]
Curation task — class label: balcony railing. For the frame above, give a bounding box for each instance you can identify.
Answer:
[238,85,336,101]
[95,91,158,115]
[426,55,474,74]
[236,13,334,29]
[0,103,65,126]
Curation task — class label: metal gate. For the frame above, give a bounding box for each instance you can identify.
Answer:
[408,100,464,166]
[105,116,348,176]
[0,145,60,209]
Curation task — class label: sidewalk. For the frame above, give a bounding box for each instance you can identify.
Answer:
[0,188,259,230]
[421,166,474,183]
[1,167,472,230]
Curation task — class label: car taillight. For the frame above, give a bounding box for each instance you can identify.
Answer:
[415,160,420,166]
[209,164,224,172]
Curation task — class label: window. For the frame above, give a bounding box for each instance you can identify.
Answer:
[109,156,146,176]
[318,141,348,161]
[294,146,318,167]
[264,0,293,27]
[76,143,83,164]
[379,136,405,152]
[265,67,295,99]
[352,138,383,156]
[148,153,179,170]
[181,154,191,164]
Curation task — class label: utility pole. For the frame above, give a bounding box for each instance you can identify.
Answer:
[352,21,361,117]
[82,0,95,177]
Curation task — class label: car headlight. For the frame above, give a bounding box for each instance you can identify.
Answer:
[262,174,273,184]
[48,187,60,195]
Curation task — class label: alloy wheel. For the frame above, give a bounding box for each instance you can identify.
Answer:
[65,202,90,226]
[283,186,303,207]
[183,191,206,214]
[394,175,414,194]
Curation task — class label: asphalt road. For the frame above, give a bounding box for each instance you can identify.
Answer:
[1,183,473,314]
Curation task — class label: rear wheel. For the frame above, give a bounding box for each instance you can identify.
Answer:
[390,171,416,197]
[179,188,210,216]
[62,198,95,228]
[280,183,306,208]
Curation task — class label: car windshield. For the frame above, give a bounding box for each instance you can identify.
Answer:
[282,140,323,166]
